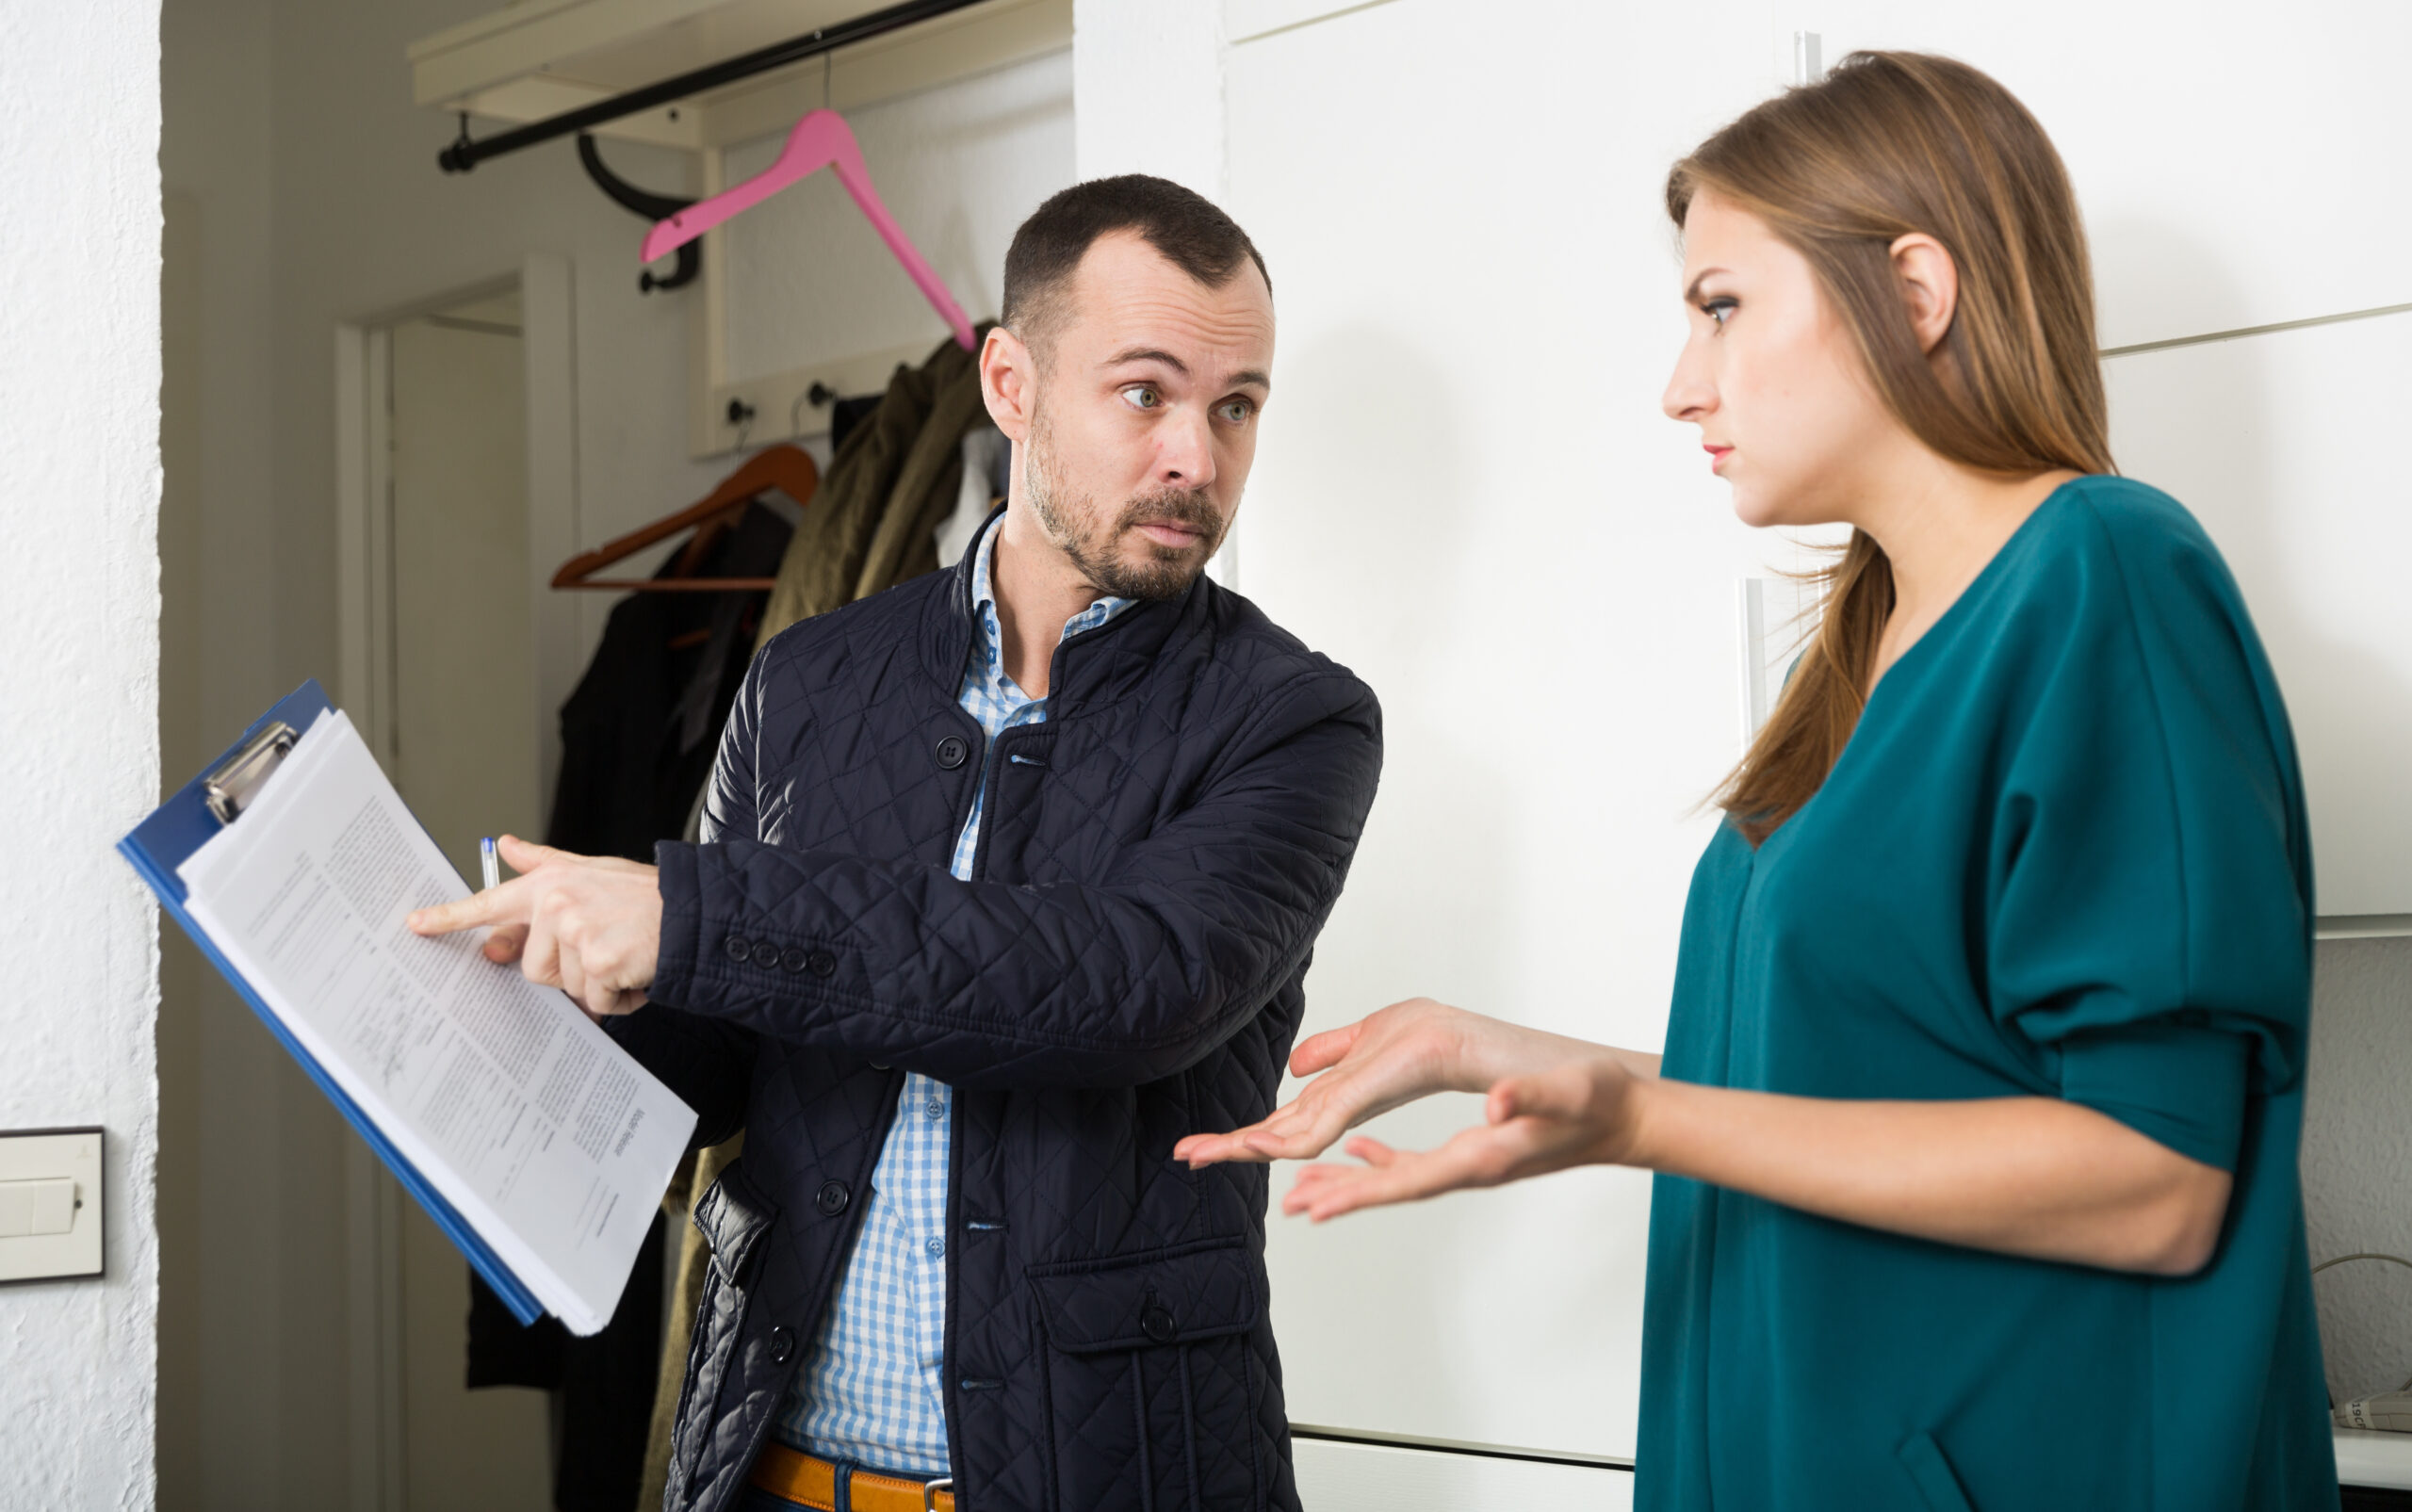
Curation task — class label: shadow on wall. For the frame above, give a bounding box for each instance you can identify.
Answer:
[2095,211,2412,1408]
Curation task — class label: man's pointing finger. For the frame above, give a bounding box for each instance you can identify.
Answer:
[407,878,530,937]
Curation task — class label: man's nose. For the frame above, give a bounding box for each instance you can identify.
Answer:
[1156,409,1217,490]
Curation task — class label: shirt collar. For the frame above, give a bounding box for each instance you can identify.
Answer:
[969,512,1136,658]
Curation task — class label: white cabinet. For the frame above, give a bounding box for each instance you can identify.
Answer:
[1795,0,2412,350]
[2104,311,2412,919]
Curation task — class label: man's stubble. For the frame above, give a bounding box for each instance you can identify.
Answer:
[1023,394,1228,603]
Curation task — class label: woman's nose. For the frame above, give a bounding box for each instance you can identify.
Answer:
[1663,361,1716,423]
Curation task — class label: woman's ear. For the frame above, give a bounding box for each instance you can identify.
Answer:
[1888,232,1959,354]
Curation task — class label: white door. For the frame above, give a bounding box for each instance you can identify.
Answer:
[385,289,554,1512]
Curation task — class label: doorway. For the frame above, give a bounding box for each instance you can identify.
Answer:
[344,279,557,1510]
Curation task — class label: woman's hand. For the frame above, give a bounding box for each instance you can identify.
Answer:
[1281,1052,1649,1221]
[1175,999,1647,1169]
[1174,999,1496,1167]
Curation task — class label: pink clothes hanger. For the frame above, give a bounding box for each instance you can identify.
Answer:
[642,108,976,350]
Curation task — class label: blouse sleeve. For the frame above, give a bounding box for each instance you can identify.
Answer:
[1985,500,2311,1173]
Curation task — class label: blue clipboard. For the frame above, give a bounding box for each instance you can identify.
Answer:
[119,679,546,1326]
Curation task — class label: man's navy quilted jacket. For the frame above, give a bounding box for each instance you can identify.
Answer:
[610,532,1383,1512]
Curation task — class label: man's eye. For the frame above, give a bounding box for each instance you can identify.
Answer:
[1121,386,1162,410]
[1217,399,1255,425]
[1703,298,1737,328]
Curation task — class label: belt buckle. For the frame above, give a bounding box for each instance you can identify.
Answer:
[921,1477,953,1511]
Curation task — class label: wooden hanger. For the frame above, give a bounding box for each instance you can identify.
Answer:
[550,444,818,592]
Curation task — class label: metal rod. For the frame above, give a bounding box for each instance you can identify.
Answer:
[437,0,986,172]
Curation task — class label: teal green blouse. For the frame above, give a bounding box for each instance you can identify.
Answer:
[1638,478,2336,1510]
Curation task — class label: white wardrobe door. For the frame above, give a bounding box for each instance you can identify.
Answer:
[1224,0,1790,1464]
[1799,0,2412,350]
[2105,311,2412,919]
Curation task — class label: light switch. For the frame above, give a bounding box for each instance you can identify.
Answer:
[0,1179,77,1237]
[0,1129,103,1283]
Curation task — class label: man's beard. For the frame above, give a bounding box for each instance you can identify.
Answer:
[1024,402,1228,602]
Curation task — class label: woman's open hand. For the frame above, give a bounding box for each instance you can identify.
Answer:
[1281,1051,1649,1221]
[1173,998,1495,1168]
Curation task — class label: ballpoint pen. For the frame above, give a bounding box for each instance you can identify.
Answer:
[481,836,500,892]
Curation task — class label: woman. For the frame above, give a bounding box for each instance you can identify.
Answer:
[1177,52,2336,1511]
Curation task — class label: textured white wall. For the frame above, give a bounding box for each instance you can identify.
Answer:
[2304,937,2412,1406]
[0,0,163,1506]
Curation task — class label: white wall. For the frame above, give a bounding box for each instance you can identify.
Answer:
[1071,0,1224,196]
[0,0,163,1506]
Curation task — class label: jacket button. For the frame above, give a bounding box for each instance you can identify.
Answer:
[1141,1303,1177,1343]
[807,950,838,979]
[751,939,782,968]
[815,1180,850,1216]
[935,735,970,770]
[724,935,751,963]
[768,1325,796,1366]
[779,946,808,974]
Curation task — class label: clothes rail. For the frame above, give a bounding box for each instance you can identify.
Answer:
[436,0,987,173]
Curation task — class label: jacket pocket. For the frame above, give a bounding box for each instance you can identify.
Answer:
[672,1161,781,1503]
[1898,1430,1978,1512]
[1028,1239,1263,1512]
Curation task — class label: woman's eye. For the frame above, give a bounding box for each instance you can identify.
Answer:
[1121,385,1162,411]
[1703,298,1737,329]
[1217,399,1255,425]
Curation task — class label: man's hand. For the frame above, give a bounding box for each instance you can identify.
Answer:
[407,834,661,1018]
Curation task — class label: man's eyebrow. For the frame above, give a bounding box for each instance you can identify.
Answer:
[1106,347,1189,375]
[1683,267,1732,303]
[1102,349,1269,393]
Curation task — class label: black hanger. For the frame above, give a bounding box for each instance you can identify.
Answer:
[578,134,701,294]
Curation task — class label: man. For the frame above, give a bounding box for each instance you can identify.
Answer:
[412,175,1381,1512]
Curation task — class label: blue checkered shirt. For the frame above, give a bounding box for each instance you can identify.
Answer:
[776,514,1133,1474]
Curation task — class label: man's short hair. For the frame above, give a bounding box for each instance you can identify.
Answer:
[1002,174,1272,363]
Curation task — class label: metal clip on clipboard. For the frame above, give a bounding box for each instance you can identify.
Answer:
[202,721,298,825]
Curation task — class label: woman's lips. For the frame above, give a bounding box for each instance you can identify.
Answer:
[1705,445,1734,473]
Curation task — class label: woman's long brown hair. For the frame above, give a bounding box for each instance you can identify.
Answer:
[1670,51,2116,843]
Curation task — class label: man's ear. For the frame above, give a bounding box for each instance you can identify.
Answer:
[1887,232,1959,355]
[981,326,1037,442]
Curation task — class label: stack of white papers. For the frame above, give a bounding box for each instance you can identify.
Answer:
[178,709,695,1334]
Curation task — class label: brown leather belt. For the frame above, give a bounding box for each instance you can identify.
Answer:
[746,1440,954,1512]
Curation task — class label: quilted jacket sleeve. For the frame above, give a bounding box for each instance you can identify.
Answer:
[649,671,1382,1090]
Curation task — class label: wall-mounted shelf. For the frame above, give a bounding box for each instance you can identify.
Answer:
[2318,916,2412,942]
[2338,1427,2412,1490]
[410,0,1069,156]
